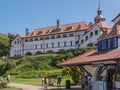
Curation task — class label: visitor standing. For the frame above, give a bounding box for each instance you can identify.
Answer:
[83,75,88,90]
[57,74,62,88]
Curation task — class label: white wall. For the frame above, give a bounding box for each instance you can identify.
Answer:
[10,35,24,57]
[79,26,103,48]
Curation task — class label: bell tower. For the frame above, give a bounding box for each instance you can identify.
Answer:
[94,0,106,23]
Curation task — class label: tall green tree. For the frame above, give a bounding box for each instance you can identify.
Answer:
[0,33,10,57]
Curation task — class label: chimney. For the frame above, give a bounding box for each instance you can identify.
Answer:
[26,28,29,36]
[57,19,60,28]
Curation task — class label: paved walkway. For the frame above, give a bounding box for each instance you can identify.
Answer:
[10,83,81,90]
[10,83,42,90]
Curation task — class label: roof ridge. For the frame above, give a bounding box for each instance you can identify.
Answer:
[34,21,87,30]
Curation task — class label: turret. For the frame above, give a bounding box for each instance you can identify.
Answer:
[94,0,106,23]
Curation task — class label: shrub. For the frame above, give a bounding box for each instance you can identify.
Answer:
[87,43,93,47]
[0,81,7,89]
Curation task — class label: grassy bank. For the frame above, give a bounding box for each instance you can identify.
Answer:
[11,77,74,87]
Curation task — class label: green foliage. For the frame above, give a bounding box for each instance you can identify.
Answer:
[0,33,10,57]
[87,43,94,47]
[0,54,63,78]
[50,54,65,67]
[0,81,7,89]
[0,60,16,76]
[69,66,80,83]
[62,66,80,83]
[62,67,71,77]
[0,45,96,79]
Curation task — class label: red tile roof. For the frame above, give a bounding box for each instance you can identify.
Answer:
[20,22,89,38]
[98,19,120,40]
[87,21,110,32]
[108,20,120,37]
[58,48,120,66]
[95,21,111,29]
[98,28,112,40]
[18,21,110,39]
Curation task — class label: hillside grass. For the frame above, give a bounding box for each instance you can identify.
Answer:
[0,46,96,88]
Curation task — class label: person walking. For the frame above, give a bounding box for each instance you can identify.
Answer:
[44,77,47,88]
[7,75,10,84]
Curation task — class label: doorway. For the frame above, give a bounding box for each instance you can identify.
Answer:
[107,69,116,90]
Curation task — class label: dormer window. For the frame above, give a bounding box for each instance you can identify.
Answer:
[67,26,72,30]
[78,26,82,30]
[46,30,51,33]
[54,28,61,32]
[38,31,43,35]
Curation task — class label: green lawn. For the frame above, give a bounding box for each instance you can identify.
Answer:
[7,77,74,87]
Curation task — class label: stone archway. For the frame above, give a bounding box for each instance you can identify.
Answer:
[47,50,54,53]
[25,52,32,56]
[94,65,107,81]
[35,51,42,55]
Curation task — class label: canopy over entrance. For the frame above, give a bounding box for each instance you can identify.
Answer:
[57,48,120,66]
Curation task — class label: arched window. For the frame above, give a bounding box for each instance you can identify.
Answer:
[25,52,32,56]
[81,39,84,44]
[95,30,98,35]
[85,36,88,41]
[47,50,54,53]
[90,32,93,37]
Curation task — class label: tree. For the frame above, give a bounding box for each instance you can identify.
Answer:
[62,66,81,83]
[69,66,81,83]
[0,33,10,57]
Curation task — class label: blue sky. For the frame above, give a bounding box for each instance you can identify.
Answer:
[0,0,119,35]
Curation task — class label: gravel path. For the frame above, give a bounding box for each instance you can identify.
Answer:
[10,83,43,90]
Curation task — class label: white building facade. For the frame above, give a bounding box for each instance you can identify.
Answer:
[10,8,110,57]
